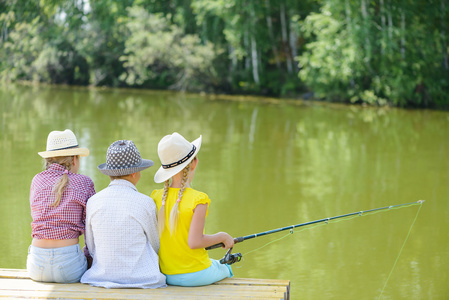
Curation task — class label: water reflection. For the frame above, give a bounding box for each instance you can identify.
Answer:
[1,83,448,299]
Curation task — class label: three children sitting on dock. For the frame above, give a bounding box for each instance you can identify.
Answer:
[27,129,234,288]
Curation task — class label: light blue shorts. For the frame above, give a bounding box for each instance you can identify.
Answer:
[27,244,87,283]
[165,259,233,287]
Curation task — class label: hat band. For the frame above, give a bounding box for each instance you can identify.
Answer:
[162,145,196,169]
[48,145,79,151]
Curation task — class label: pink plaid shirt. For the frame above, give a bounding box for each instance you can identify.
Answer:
[30,163,96,240]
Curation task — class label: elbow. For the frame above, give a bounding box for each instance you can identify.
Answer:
[187,237,201,249]
[188,241,196,249]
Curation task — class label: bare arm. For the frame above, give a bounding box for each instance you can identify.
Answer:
[188,204,234,249]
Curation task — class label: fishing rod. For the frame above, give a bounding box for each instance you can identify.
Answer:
[208,200,424,264]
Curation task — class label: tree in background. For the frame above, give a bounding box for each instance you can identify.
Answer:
[191,0,311,95]
[0,0,89,85]
[0,0,447,107]
[120,6,217,91]
[299,0,449,107]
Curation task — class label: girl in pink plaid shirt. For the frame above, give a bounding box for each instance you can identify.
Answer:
[27,129,95,283]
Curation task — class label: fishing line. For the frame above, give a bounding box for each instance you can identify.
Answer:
[242,224,322,257]
[378,202,423,299]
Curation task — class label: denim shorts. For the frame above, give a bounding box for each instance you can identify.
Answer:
[165,259,233,287]
[27,244,87,283]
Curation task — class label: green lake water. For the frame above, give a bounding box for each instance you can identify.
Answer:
[0,84,448,299]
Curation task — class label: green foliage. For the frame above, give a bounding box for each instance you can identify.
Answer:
[0,8,89,85]
[120,7,218,91]
[0,17,44,81]
[299,7,359,100]
[298,0,449,107]
[0,0,448,107]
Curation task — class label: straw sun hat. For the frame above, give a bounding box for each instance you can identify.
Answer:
[154,132,202,183]
[38,129,89,158]
[98,140,154,176]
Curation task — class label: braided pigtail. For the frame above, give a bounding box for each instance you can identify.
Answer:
[45,156,74,207]
[168,162,191,233]
[157,179,170,236]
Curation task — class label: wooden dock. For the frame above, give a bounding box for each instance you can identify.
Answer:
[0,269,290,299]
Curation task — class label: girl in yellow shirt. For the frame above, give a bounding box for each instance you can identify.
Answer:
[151,132,234,286]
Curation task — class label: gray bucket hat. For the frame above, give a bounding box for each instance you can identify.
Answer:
[98,140,153,176]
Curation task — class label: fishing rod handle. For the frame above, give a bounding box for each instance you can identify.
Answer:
[205,237,244,250]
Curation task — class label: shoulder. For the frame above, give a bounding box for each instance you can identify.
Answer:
[150,189,163,200]
[71,173,94,185]
[135,190,152,202]
[187,189,211,206]
[32,171,44,181]
[116,187,154,207]
[70,174,95,197]
[126,190,157,216]
[31,171,49,187]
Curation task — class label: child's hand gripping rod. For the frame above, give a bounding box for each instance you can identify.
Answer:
[205,200,425,250]
[206,237,244,250]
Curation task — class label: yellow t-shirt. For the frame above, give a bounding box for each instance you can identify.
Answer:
[151,187,212,275]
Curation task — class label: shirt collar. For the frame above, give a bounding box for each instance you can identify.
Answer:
[47,163,67,173]
[108,179,138,191]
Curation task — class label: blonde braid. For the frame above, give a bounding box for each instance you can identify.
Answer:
[168,162,191,233]
[45,156,74,207]
[157,179,170,236]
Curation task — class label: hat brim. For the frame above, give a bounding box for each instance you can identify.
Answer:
[38,147,89,158]
[98,159,154,176]
[154,136,202,183]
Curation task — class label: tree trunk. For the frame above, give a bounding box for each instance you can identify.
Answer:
[1,21,7,42]
[244,30,250,71]
[380,0,385,55]
[289,19,298,73]
[387,2,393,40]
[345,0,352,29]
[361,0,372,71]
[280,1,293,74]
[249,4,260,84]
[441,0,448,71]
[228,44,237,75]
[251,35,260,84]
[265,0,281,69]
[345,0,355,88]
[400,9,405,59]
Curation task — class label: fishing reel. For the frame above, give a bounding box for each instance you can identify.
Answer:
[219,248,242,265]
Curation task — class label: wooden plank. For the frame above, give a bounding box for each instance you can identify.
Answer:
[0,290,285,299]
[0,269,290,285]
[0,269,28,279]
[216,277,290,286]
[0,278,286,292]
[0,279,287,299]
[216,277,290,300]
[216,277,290,295]
[0,270,289,286]
[0,279,287,295]
[0,269,290,300]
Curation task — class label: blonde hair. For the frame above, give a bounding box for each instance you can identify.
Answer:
[157,161,191,236]
[45,156,75,207]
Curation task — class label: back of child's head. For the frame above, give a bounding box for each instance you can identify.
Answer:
[38,129,89,208]
[154,133,202,236]
[45,156,76,207]
[158,161,192,235]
